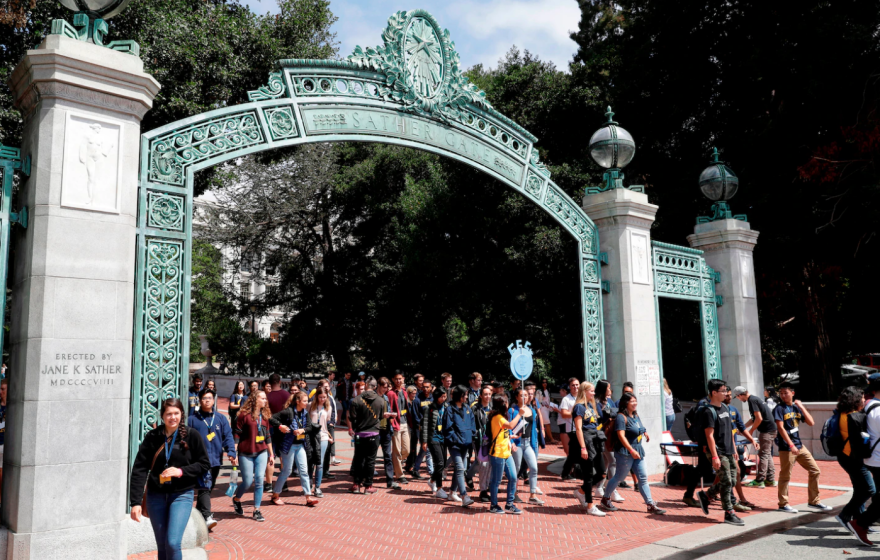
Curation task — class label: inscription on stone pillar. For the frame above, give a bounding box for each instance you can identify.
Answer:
[630,230,650,285]
[61,113,122,213]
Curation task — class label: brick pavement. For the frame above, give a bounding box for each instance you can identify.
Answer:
[129,399,850,560]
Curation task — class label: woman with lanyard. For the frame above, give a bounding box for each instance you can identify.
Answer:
[130,398,210,560]
[228,381,246,428]
[270,391,318,506]
[421,387,449,499]
[232,391,276,521]
[488,394,524,514]
[600,393,667,515]
[594,380,623,503]
[508,388,544,505]
[307,387,334,498]
[571,382,608,516]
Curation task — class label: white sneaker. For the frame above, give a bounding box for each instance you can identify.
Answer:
[535,487,544,495]
[587,504,607,517]
[595,484,605,498]
[435,488,448,500]
[429,481,437,493]
[205,515,218,530]
[574,488,587,508]
[611,490,625,503]
[461,495,474,508]
[451,491,463,503]
[331,457,342,465]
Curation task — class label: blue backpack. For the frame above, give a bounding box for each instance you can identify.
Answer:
[820,410,844,456]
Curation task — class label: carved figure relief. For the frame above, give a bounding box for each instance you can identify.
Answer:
[62,113,122,213]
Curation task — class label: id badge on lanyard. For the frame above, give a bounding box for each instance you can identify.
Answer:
[255,420,265,443]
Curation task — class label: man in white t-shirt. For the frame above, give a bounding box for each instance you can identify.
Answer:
[849,376,880,543]
[558,377,580,480]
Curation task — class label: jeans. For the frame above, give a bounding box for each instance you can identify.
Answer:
[146,489,194,560]
[195,466,220,519]
[517,444,539,493]
[351,434,379,486]
[602,445,616,487]
[313,440,329,489]
[858,465,880,527]
[392,425,411,478]
[274,444,310,496]
[234,451,268,510]
[449,445,470,496]
[838,457,875,522]
[604,451,655,506]
[779,447,821,507]
[489,455,517,507]
[429,442,446,486]
[379,429,395,486]
[756,431,777,482]
[665,414,676,430]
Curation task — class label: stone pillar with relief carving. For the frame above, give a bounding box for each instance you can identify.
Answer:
[4,34,159,558]
[582,188,665,474]
[688,219,763,398]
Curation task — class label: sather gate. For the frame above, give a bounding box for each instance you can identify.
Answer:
[130,10,607,451]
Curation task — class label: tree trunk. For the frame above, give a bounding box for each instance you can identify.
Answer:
[797,262,840,400]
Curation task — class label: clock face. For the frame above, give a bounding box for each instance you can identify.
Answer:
[59,0,132,19]
[403,17,444,100]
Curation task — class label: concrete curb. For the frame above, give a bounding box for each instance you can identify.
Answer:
[603,491,853,560]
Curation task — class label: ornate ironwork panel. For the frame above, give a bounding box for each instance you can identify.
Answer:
[652,240,722,382]
[131,9,606,463]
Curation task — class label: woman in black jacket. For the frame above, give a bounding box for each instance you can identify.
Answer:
[130,398,210,560]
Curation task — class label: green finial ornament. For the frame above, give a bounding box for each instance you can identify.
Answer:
[586,105,643,194]
[50,0,139,55]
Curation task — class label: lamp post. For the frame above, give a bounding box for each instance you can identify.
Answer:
[696,147,748,224]
[586,106,642,194]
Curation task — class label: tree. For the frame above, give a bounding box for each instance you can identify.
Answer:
[569,0,880,398]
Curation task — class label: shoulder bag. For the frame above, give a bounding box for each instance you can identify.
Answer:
[140,443,165,519]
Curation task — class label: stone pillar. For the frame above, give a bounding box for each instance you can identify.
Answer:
[582,188,664,473]
[687,219,763,398]
[5,35,159,558]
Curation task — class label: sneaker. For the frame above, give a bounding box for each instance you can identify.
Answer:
[611,490,625,503]
[389,482,401,490]
[619,481,630,489]
[745,480,765,488]
[740,499,758,509]
[466,480,475,492]
[331,457,342,465]
[724,511,745,526]
[868,527,880,534]
[574,488,587,508]
[683,495,701,508]
[461,495,475,508]
[535,487,544,495]
[505,504,523,515]
[429,481,438,493]
[561,474,577,481]
[205,515,218,530]
[594,484,605,498]
[364,486,377,495]
[778,505,799,514]
[253,510,265,522]
[490,504,505,514]
[600,498,619,512]
[634,484,640,493]
[587,504,607,517]
[323,473,336,480]
[451,491,463,503]
[232,499,244,516]
[282,483,289,492]
[529,496,545,505]
[733,503,752,513]
[411,472,424,480]
[263,482,273,493]
[648,504,667,515]
[837,515,853,532]
[480,491,491,503]
[513,495,524,503]
[314,488,324,498]
[765,480,777,487]
[808,503,833,512]
[435,488,449,500]
[697,491,710,515]
[847,519,876,547]
[398,477,409,485]
[349,484,359,494]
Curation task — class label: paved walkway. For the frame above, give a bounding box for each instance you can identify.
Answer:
[130,400,851,560]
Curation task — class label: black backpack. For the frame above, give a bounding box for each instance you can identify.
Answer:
[685,401,716,443]
[844,402,880,459]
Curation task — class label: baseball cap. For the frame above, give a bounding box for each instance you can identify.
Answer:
[868,373,880,392]
[358,371,366,377]
[732,386,747,397]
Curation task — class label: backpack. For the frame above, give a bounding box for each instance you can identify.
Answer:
[846,402,880,459]
[684,401,716,443]
[820,410,844,456]
[665,463,687,486]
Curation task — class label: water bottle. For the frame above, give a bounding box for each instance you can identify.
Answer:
[229,466,239,486]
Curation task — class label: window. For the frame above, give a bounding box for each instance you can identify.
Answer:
[240,282,251,301]
[270,322,281,342]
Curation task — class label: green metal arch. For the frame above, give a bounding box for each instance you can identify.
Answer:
[130,10,606,455]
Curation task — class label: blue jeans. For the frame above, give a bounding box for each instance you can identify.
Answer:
[839,457,876,521]
[235,451,268,509]
[604,451,655,506]
[315,440,329,489]
[146,489,193,560]
[510,443,538,493]
[666,414,676,429]
[489,455,517,507]
[449,446,469,496]
[413,433,434,475]
[379,429,394,486]
[275,444,310,496]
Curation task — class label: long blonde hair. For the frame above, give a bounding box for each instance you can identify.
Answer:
[309,386,331,413]
[575,382,596,410]
[663,378,672,395]
[240,391,271,421]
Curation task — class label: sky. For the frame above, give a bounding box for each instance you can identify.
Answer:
[244,0,582,71]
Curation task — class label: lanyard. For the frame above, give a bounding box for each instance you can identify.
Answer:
[292,408,306,430]
[164,428,178,467]
[199,411,215,429]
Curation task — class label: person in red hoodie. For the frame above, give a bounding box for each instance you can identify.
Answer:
[389,370,411,486]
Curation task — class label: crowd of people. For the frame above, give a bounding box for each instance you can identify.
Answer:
[129,369,853,559]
